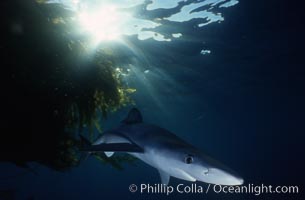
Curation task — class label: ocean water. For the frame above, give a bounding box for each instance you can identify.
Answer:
[1,0,304,200]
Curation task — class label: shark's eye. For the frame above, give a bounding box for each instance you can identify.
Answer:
[184,155,194,164]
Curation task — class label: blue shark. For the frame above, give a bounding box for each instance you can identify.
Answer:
[81,108,244,185]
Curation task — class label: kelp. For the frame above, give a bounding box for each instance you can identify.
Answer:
[0,0,136,171]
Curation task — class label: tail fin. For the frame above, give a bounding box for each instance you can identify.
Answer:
[79,134,91,146]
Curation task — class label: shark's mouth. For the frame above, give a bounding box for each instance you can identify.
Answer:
[203,168,210,175]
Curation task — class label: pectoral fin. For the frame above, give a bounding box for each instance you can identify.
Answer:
[173,168,196,182]
[158,169,170,185]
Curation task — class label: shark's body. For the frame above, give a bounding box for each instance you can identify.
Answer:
[82,108,243,185]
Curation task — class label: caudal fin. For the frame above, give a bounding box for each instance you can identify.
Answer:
[79,134,91,146]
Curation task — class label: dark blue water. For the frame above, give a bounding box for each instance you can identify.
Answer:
[1,0,304,199]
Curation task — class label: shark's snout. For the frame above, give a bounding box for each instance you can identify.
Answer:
[202,168,244,185]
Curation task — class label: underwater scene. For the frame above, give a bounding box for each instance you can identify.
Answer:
[0,0,304,199]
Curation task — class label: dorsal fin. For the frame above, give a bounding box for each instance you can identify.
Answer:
[122,108,143,124]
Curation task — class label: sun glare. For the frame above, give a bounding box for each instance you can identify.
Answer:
[78,5,123,43]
